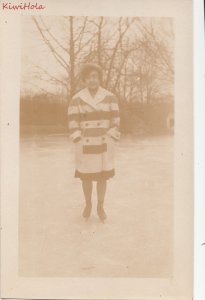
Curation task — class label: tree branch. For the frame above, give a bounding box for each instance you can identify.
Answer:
[32,16,69,72]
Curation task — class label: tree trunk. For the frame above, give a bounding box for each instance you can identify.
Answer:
[97,17,103,67]
[69,16,75,99]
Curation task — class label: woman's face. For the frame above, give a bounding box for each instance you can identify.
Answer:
[85,70,100,91]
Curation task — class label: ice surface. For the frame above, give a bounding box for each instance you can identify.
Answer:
[19,134,173,277]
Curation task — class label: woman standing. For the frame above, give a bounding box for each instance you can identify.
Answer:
[68,63,120,222]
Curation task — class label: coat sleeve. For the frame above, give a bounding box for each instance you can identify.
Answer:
[67,97,82,143]
[107,95,121,141]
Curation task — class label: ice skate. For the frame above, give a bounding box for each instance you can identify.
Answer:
[97,202,107,222]
[82,203,92,219]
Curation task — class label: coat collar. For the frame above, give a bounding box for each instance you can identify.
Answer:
[77,87,112,109]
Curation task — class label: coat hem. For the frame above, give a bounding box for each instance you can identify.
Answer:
[75,169,115,181]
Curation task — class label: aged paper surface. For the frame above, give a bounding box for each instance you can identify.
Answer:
[0,0,193,299]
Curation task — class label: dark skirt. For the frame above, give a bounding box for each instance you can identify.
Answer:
[75,169,115,181]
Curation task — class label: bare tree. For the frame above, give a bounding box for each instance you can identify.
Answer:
[30,16,174,104]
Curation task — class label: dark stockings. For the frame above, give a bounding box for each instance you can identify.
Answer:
[82,179,93,204]
[97,179,107,221]
[97,179,107,204]
[81,179,107,220]
[82,179,93,218]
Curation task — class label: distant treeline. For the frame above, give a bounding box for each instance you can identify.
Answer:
[20,94,174,135]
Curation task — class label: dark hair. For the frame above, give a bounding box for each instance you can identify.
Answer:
[80,63,103,82]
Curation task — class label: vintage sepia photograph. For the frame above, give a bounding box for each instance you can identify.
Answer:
[0,0,194,298]
[19,15,174,278]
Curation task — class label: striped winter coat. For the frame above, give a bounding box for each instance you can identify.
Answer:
[68,86,120,181]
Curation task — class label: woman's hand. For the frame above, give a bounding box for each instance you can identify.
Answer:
[107,127,120,141]
[73,136,82,143]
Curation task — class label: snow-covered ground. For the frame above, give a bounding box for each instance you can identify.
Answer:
[19,134,173,277]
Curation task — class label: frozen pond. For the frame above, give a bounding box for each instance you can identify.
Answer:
[19,134,174,277]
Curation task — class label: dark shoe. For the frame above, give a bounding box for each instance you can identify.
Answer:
[97,203,107,221]
[82,203,92,218]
